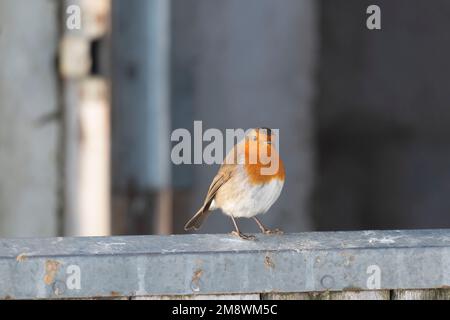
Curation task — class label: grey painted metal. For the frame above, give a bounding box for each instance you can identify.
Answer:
[111,0,171,190]
[1,229,450,299]
[0,0,60,237]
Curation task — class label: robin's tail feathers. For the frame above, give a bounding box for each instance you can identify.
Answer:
[184,207,211,231]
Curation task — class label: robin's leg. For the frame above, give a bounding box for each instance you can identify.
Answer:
[230,216,256,240]
[253,217,283,235]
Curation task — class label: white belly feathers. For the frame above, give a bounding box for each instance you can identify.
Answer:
[218,177,284,218]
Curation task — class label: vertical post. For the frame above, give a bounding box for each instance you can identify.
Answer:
[61,0,112,236]
[111,0,172,235]
[0,0,60,237]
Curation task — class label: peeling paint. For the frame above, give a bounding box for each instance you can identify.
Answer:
[368,236,401,244]
[191,269,203,292]
[97,242,127,246]
[161,249,178,254]
[16,253,28,262]
[265,255,275,269]
[44,260,61,285]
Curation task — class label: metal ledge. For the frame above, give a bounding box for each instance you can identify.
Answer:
[1,229,450,299]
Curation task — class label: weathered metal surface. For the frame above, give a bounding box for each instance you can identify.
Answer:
[391,289,450,300]
[263,290,390,300]
[1,229,450,299]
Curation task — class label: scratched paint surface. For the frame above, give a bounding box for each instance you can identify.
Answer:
[0,229,450,299]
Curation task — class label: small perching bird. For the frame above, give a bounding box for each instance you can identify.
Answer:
[184,128,285,240]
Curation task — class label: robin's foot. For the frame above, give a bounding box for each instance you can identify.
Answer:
[262,228,283,235]
[231,231,256,241]
[253,217,283,235]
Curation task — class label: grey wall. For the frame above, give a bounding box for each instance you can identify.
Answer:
[314,0,450,230]
[172,0,318,233]
[0,0,60,236]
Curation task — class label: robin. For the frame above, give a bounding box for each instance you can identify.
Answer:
[184,128,285,240]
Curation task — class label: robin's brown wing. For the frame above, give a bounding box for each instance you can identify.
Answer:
[201,141,244,207]
[184,164,236,230]
[202,164,235,209]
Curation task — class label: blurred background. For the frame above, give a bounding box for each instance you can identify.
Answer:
[1,0,450,238]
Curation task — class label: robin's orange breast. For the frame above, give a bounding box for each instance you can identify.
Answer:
[244,142,285,185]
